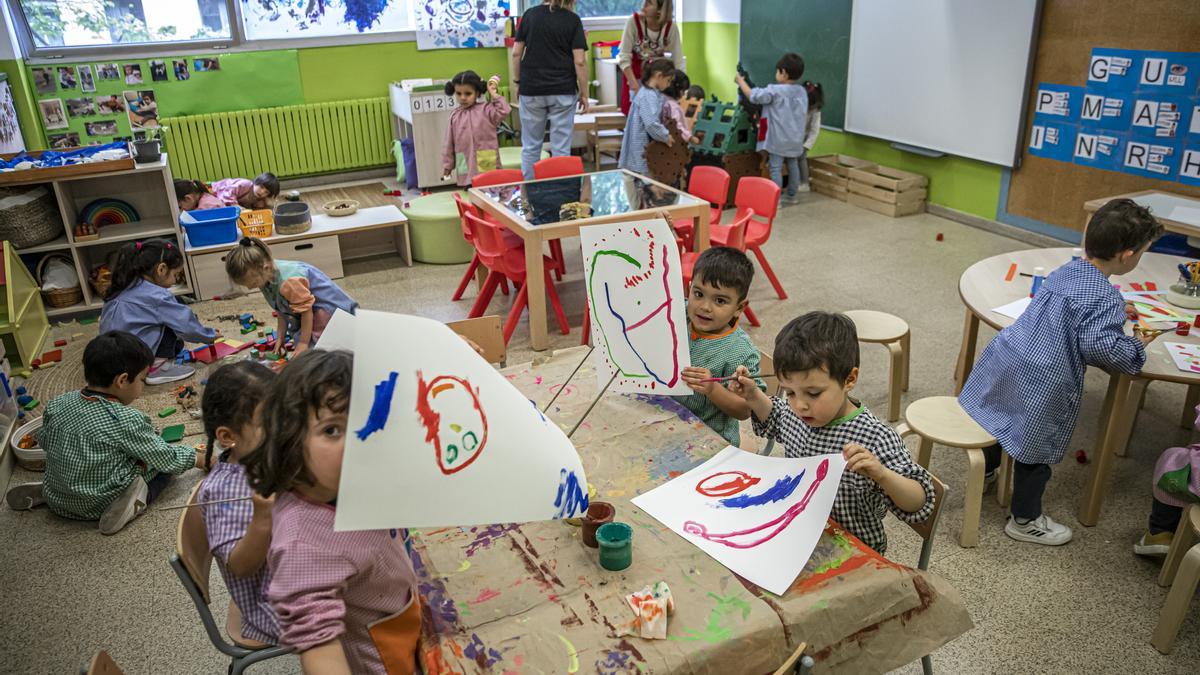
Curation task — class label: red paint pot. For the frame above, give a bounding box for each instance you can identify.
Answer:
[1177,322,1191,336]
[581,501,615,548]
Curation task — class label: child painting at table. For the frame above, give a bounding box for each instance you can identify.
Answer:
[619,59,675,176]
[1134,404,1200,557]
[243,350,420,675]
[677,247,765,447]
[212,172,280,210]
[441,70,512,186]
[960,198,1164,546]
[729,311,935,555]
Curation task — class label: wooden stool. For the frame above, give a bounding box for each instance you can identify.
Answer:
[1152,504,1200,653]
[895,396,997,548]
[845,310,910,422]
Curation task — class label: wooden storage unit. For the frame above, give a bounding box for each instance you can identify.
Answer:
[847,165,929,217]
[0,242,49,370]
[808,154,876,201]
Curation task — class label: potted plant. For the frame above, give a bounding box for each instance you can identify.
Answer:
[133,125,167,163]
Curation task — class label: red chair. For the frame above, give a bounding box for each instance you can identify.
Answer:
[533,156,584,179]
[472,169,523,187]
[452,193,511,301]
[709,177,787,300]
[672,166,730,251]
[680,209,761,327]
[464,211,570,344]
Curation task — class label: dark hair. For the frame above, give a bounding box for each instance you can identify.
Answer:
[244,349,352,496]
[776,53,805,81]
[686,84,705,100]
[640,58,675,86]
[252,172,280,198]
[225,236,274,283]
[803,81,824,110]
[83,331,154,388]
[106,239,184,299]
[774,312,859,383]
[445,70,486,97]
[664,70,691,99]
[201,361,275,469]
[692,246,754,301]
[1084,198,1164,260]
[173,178,207,201]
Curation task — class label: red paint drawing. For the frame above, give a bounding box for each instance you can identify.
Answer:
[695,471,761,497]
[416,371,489,475]
[682,459,830,549]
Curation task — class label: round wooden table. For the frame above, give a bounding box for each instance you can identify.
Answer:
[954,247,1200,526]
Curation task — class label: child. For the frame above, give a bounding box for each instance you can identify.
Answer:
[100,239,217,385]
[243,350,420,674]
[678,247,766,446]
[729,312,935,555]
[1134,405,1200,556]
[736,53,808,203]
[441,70,512,186]
[224,237,357,355]
[661,70,697,142]
[961,198,1164,546]
[797,81,824,192]
[198,361,281,644]
[212,172,280,210]
[4,332,205,534]
[618,59,675,177]
[174,178,224,211]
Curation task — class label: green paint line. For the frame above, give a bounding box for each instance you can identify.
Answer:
[587,248,649,380]
[670,592,752,644]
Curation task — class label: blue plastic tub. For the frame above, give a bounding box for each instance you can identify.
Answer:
[181,206,240,247]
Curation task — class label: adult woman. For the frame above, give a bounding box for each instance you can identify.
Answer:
[617,0,683,115]
[511,0,590,179]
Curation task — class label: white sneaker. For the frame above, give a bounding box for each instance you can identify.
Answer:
[5,482,45,510]
[1005,514,1073,546]
[984,469,998,489]
[146,361,195,385]
[797,183,811,193]
[98,477,149,535]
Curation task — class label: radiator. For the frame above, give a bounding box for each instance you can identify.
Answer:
[162,97,393,182]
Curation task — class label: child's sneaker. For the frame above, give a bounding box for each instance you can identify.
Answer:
[984,468,998,489]
[147,361,195,385]
[98,477,149,535]
[5,482,45,510]
[1134,531,1173,557]
[797,183,811,193]
[1004,514,1072,545]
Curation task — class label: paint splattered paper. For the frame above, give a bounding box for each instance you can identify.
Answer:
[1165,342,1200,374]
[632,447,846,595]
[415,0,510,49]
[335,310,588,531]
[580,218,692,396]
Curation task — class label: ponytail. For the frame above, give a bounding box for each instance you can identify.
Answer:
[224,236,274,283]
[106,239,183,299]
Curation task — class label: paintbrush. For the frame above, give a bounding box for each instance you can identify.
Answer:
[700,372,773,383]
[156,496,253,511]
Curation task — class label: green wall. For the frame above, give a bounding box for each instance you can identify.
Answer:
[0,60,41,151]
[681,21,739,102]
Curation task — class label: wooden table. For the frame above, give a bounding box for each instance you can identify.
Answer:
[1084,190,1200,241]
[953,248,1200,526]
[469,169,711,351]
[414,347,971,674]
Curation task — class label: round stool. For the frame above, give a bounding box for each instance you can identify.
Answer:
[895,396,999,548]
[401,191,475,264]
[844,310,910,422]
[498,146,549,172]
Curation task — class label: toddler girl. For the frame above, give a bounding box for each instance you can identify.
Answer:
[100,239,216,385]
[244,350,420,674]
[797,81,824,192]
[441,70,512,186]
[1135,404,1200,556]
[213,172,280,210]
[661,70,697,143]
[224,237,357,355]
[174,178,224,211]
[619,59,676,176]
[197,361,280,644]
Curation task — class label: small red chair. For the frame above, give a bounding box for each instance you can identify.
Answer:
[452,193,511,301]
[680,209,761,327]
[533,156,585,280]
[709,177,787,300]
[464,211,570,344]
[472,168,523,187]
[672,166,730,250]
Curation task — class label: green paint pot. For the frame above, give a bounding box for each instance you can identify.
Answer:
[596,522,633,571]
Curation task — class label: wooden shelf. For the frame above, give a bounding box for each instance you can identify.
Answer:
[74,217,177,248]
[16,233,70,255]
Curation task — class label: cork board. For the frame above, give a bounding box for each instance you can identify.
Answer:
[1007,0,1200,232]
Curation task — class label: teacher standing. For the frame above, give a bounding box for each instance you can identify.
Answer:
[618,0,682,115]
[511,0,590,180]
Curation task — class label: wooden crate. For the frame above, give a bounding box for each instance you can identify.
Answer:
[808,154,876,181]
[811,177,849,201]
[848,180,927,204]
[846,165,928,217]
[848,192,926,217]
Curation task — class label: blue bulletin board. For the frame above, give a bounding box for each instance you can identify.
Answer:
[1030,47,1200,186]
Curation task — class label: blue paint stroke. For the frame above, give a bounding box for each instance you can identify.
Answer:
[355,371,398,440]
[605,281,671,387]
[463,633,503,668]
[554,469,589,518]
[719,470,806,509]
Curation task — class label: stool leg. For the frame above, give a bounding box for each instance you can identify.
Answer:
[1160,510,1200,587]
[961,448,984,548]
[915,436,933,469]
[1151,543,1200,654]
[997,453,1013,508]
[900,331,911,392]
[1183,385,1200,430]
[886,341,903,422]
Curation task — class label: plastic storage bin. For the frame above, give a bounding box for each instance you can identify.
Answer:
[181,206,241,247]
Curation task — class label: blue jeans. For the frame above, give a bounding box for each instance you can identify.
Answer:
[519,94,577,179]
[768,153,801,197]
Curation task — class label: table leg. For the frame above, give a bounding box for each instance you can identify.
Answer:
[953,310,980,395]
[1078,373,1133,526]
[1112,378,1148,458]
[526,233,549,351]
[394,223,413,266]
[1183,385,1200,430]
[693,204,711,251]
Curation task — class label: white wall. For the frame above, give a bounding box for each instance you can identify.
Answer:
[682,0,739,24]
[0,2,20,60]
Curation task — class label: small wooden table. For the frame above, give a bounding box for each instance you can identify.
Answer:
[469,169,711,351]
[1084,190,1200,241]
[954,248,1200,526]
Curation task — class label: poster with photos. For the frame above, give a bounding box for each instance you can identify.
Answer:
[85,120,118,137]
[96,63,120,80]
[96,95,125,114]
[193,57,220,72]
[32,68,55,95]
[79,65,95,93]
[39,99,67,129]
[48,132,80,149]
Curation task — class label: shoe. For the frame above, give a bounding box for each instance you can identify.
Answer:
[5,482,45,510]
[784,193,801,204]
[147,361,195,385]
[98,477,149,535]
[797,183,811,193]
[1134,531,1173,557]
[1004,514,1072,546]
[984,468,998,489]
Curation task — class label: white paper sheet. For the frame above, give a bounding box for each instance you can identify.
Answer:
[1167,205,1200,227]
[335,311,588,531]
[992,296,1031,320]
[314,308,356,351]
[580,219,692,395]
[1165,342,1200,374]
[632,446,847,595]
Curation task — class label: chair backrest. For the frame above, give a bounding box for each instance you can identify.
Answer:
[175,481,213,604]
[534,155,584,179]
[594,113,627,133]
[906,473,948,570]
[688,166,731,210]
[80,650,124,675]
[451,193,479,244]
[757,350,780,397]
[448,316,507,366]
[719,208,755,251]
[472,168,523,188]
[734,176,781,228]
[463,210,509,260]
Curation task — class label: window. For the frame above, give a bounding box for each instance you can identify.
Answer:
[573,0,642,19]
[13,0,232,51]
[239,0,415,40]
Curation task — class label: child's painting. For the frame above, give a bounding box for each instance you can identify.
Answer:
[314,308,356,352]
[335,310,589,531]
[1165,342,1200,374]
[47,132,80,149]
[38,99,68,130]
[78,65,96,93]
[241,0,413,39]
[96,63,120,81]
[632,446,847,595]
[415,0,510,50]
[1123,282,1195,328]
[580,218,692,395]
[32,67,55,95]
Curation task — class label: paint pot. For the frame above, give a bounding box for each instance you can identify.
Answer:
[597,522,633,571]
[1177,321,1191,337]
[1030,267,1046,298]
[581,501,615,548]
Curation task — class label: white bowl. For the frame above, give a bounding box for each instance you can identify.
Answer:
[11,416,44,469]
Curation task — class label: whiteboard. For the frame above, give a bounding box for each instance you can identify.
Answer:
[845,0,1040,167]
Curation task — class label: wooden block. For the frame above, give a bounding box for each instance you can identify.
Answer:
[847,180,928,205]
[53,339,66,347]
[22,398,38,410]
[158,407,176,418]
[847,165,928,192]
[161,424,185,443]
[848,192,926,217]
[39,360,55,369]
[41,349,62,363]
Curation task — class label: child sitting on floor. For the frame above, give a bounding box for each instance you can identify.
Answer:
[619,59,675,177]
[729,311,935,555]
[677,247,765,447]
[961,198,1164,546]
[5,332,205,534]
[244,350,421,674]
[441,70,512,186]
[212,172,280,210]
[174,178,225,211]
[224,237,357,356]
[1135,404,1200,557]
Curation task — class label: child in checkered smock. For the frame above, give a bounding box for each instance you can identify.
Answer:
[730,312,935,555]
[960,199,1164,547]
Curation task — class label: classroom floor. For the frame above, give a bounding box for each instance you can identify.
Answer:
[1,180,1198,674]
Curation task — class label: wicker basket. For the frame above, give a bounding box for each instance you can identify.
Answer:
[36,253,83,308]
[89,264,113,299]
[322,200,359,217]
[0,185,65,249]
[238,209,274,238]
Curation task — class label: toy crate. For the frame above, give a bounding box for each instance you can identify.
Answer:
[238,209,274,238]
[690,100,757,156]
[847,165,928,217]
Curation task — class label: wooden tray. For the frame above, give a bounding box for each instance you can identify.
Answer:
[0,146,134,186]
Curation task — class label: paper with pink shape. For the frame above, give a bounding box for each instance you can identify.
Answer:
[1165,342,1200,374]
